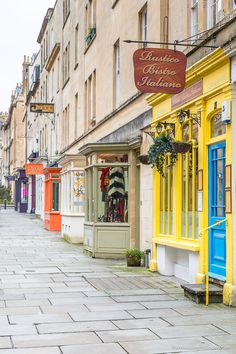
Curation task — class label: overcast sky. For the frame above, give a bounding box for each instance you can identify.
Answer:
[0,0,56,112]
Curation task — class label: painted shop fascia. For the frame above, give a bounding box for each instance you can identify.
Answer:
[58,154,86,244]
[147,48,235,305]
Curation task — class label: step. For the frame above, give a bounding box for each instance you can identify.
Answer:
[181,283,223,304]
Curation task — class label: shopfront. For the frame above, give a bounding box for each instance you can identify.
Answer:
[59,155,86,243]
[147,49,234,304]
[79,139,141,258]
[15,168,28,213]
[43,167,61,231]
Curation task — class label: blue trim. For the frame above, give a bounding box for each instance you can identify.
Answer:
[208,142,226,279]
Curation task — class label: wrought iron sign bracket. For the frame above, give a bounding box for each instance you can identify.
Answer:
[124,39,219,49]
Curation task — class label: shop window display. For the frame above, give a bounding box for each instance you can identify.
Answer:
[98,165,129,222]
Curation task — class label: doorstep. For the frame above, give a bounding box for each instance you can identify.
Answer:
[181,283,223,304]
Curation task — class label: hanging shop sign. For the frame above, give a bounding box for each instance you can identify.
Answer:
[25,163,44,175]
[30,103,54,114]
[133,48,187,94]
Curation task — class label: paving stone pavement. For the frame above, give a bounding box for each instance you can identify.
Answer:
[0,210,235,353]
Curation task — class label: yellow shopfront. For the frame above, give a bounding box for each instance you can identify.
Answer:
[147,49,234,305]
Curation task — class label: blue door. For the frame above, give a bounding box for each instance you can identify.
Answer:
[208,142,226,280]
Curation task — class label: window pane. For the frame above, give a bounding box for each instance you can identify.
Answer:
[52,182,59,211]
[97,166,128,223]
[211,113,226,137]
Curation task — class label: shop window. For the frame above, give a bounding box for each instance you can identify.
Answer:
[21,182,28,204]
[52,181,60,211]
[160,161,173,235]
[98,166,129,222]
[85,153,129,223]
[182,122,198,240]
[211,112,226,137]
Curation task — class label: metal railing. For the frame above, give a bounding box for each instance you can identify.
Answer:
[199,218,227,305]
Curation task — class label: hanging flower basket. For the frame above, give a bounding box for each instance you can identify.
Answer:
[138,155,150,165]
[171,141,191,154]
[147,135,178,177]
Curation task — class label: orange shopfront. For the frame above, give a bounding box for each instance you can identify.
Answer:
[44,167,61,231]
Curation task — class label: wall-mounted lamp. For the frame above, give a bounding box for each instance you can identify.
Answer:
[177,109,201,126]
[144,121,175,139]
[156,121,175,135]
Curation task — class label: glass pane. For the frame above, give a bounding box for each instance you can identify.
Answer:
[97,166,128,223]
[217,207,223,217]
[52,182,59,211]
[211,113,226,137]
[217,159,223,206]
[183,124,189,142]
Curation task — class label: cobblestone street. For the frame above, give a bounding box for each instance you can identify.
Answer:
[0,210,234,353]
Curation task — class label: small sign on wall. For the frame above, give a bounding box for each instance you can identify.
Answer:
[25,164,44,175]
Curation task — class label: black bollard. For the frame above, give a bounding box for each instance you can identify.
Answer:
[4,199,6,210]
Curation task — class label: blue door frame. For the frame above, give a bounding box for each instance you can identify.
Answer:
[208,142,226,280]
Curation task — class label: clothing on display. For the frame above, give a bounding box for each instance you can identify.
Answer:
[98,166,128,223]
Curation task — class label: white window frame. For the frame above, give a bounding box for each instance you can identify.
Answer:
[115,42,120,109]
[191,0,198,37]
[207,0,222,29]
[141,8,147,48]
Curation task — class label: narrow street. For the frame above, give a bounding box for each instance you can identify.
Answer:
[0,211,232,353]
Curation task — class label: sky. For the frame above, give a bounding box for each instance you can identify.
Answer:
[0,0,56,112]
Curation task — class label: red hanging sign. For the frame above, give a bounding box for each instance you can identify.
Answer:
[133,48,187,94]
[25,164,44,175]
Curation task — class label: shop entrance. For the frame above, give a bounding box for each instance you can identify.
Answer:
[208,142,226,280]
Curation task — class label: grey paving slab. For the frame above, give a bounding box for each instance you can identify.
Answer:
[40,304,89,314]
[9,314,72,325]
[0,338,12,349]
[12,332,101,348]
[0,325,37,336]
[183,351,236,354]
[163,314,236,326]
[2,288,53,294]
[96,328,158,342]
[127,308,180,318]
[61,343,127,354]
[111,294,173,302]
[86,302,146,312]
[112,318,170,329]
[140,300,197,309]
[0,307,41,316]
[37,320,118,334]
[206,335,236,348]
[70,310,133,321]
[5,300,51,307]
[119,337,219,353]
[152,324,227,338]
[0,348,61,354]
[49,296,115,305]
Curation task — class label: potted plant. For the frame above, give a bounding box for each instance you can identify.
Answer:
[171,141,191,154]
[147,134,178,177]
[125,248,144,267]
